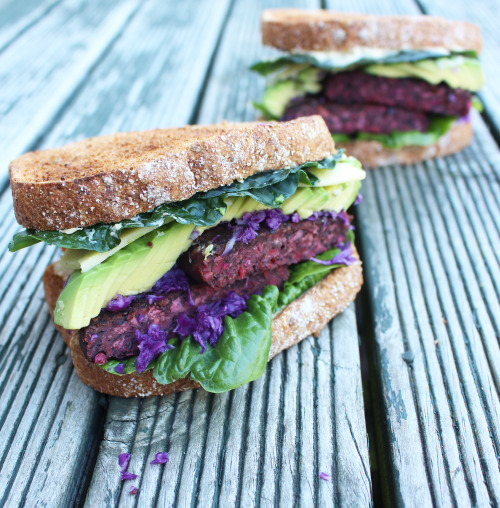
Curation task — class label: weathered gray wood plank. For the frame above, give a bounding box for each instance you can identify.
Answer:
[86,0,372,506]
[0,0,231,505]
[356,110,500,505]
[0,0,141,181]
[0,0,63,53]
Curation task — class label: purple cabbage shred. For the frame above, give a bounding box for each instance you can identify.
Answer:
[129,486,138,495]
[106,294,136,312]
[121,471,138,481]
[135,325,169,373]
[151,266,194,306]
[354,193,363,205]
[150,452,170,465]
[118,453,131,471]
[310,242,357,266]
[319,472,331,481]
[105,266,194,313]
[173,292,247,352]
[114,363,125,374]
[223,209,288,255]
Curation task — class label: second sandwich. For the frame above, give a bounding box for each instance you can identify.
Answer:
[252,9,484,167]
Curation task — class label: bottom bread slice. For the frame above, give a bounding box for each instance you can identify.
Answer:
[43,255,363,397]
[338,121,472,168]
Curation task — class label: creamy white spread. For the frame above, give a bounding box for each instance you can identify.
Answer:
[60,227,82,234]
[291,47,451,67]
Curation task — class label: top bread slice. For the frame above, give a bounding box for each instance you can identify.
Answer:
[262,9,482,54]
[10,116,334,231]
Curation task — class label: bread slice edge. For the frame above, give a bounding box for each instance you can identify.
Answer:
[11,117,335,231]
[337,120,472,168]
[261,9,482,54]
[43,256,363,397]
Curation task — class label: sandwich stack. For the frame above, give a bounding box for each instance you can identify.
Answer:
[253,9,483,167]
[9,116,365,397]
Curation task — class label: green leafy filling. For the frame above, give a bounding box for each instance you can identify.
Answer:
[333,116,457,149]
[99,231,355,392]
[9,153,343,253]
[251,50,477,76]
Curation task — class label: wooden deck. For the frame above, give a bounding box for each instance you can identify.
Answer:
[0,0,498,506]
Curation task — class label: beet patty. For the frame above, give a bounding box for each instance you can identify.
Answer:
[80,266,290,363]
[179,214,351,288]
[323,72,471,117]
[282,98,429,134]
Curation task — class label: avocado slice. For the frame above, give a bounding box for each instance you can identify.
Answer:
[323,181,361,212]
[297,67,323,93]
[222,197,268,222]
[365,56,484,91]
[58,224,166,272]
[302,157,366,187]
[258,80,301,119]
[54,222,195,329]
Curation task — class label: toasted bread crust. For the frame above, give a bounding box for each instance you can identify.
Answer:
[10,117,334,231]
[43,255,362,397]
[338,120,472,168]
[262,9,482,54]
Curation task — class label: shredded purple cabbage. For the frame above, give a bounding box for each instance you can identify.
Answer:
[151,266,194,305]
[223,209,289,255]
[173,292,247,352]
[135,325,174,373]
[115,363,125,374]
[118,453,131,471]
[222,209,354,256]
[190,229,201,240]
[150,452,169,465]
[106,294,136,311]
[129,486,138,495]
[310,242,356,266]
[319,472,331,481]
[105,266,194,313]
[121,471,138,481]
[354,193,363,205]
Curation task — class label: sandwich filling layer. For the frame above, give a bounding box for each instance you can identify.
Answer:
[20,150,365,393]
[252,50,483,148]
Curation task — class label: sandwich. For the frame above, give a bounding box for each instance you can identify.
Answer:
[9,116,365,397]
[252,10,484,167]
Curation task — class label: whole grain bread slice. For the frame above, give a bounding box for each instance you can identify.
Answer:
[10,116,334,231]
[43,254,363,398]
[338,120,472,168]
[262,9,482,54]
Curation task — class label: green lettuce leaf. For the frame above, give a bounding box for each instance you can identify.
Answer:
[355,116,456,149]
[331,117,456,150]
[472,95,483,113]
[9,154,343,253]
[98,233,355,392]
[153,286,278,392]
[277,230,355,310]
[251,50,476,75]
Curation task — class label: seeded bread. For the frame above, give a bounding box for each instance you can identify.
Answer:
[338,120,472,168]
[10,117,334,231]
[262,9,482,54]
[43,254,363,398]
